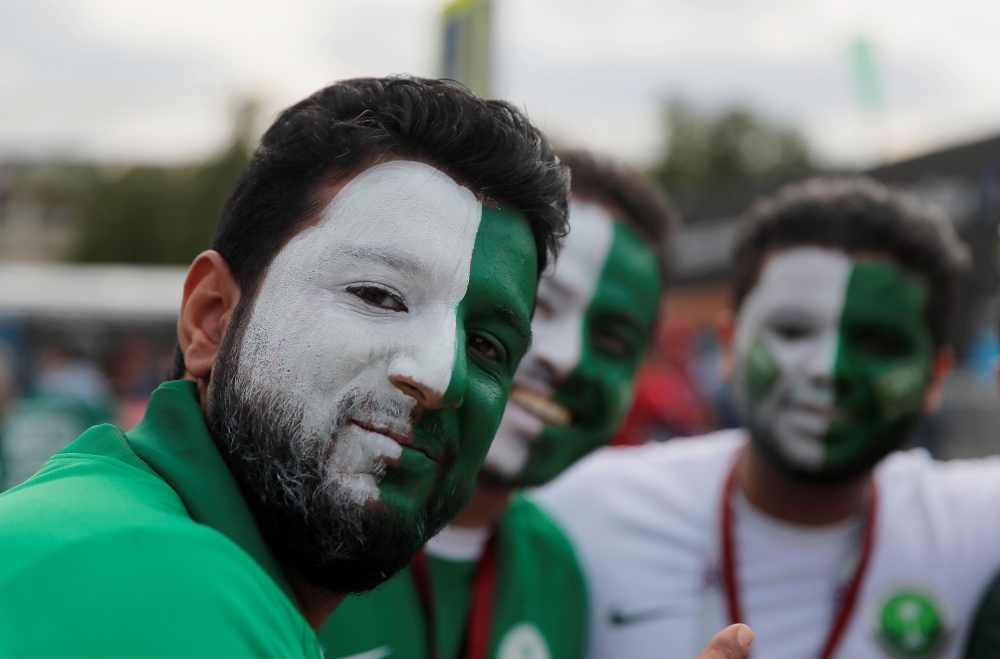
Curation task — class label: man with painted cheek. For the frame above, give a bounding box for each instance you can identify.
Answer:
[0,77,572,659]
[318,150,718,659]
[537,178,1000,659]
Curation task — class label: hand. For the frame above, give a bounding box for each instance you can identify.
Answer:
[695,624,754,659]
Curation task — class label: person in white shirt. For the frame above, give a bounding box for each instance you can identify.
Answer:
[535,177,1000,659]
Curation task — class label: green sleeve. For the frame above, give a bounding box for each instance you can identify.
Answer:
[965,573,1000,659]
[0,527,320,659]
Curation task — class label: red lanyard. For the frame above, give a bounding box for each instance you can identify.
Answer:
[720,452,877,659]
[410,532,498,659]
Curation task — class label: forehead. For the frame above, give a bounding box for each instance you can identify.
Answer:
[545,200,615,294]
[596,220,661,307]
[305,160,481,273]
[746,247,925,321]
[750,248,852,317]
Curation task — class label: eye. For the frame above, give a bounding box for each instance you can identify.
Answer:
[535,299,556,320]
[347,285,408,312]
[591,329,631,358]
[468,333,503,363]
[772,322,814,341]
[852,326,909,357]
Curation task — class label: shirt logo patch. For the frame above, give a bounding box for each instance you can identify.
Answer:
[876,591,947,658]
[496,622,551,659]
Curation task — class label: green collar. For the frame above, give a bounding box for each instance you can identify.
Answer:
[126,379,297,604]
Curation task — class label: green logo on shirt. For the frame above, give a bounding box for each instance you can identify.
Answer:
[877,591,946,658]
[496,623,551,659]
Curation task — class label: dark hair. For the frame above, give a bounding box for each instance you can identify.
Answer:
[170,76,570,379]
[732,177,969,348]
[216,77,568,292]
[556,148,677,282]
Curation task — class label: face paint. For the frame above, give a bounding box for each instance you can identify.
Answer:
[237,160,536,513]
[483,200,661,486]
[209,161,538,593]
[733,247,935,481]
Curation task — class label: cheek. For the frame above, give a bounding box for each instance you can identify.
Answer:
[856,357,930,420]
[249,297,397,397]
[460,376,509,462]
[598,367,636,423]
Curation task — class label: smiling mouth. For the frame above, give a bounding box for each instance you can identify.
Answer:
[348,419,438,461]
[792,404,853,423]
[511,386,572,427]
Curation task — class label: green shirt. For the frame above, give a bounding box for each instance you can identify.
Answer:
[0,380,322,659]
[318,495,587,659]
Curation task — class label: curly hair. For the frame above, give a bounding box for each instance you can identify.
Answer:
[732,176,970,348]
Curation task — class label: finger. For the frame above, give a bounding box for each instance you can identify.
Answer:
[695,624,754,659]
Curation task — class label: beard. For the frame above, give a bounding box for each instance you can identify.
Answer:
[205,297,472,594]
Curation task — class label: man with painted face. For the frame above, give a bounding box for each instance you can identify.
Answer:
[0,77,570,658]
[316,150,674,659]
[537,177,1000,659]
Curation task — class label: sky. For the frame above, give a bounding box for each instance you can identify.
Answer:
[2,0,999,169]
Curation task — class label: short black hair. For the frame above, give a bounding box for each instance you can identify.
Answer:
[214,76,569,296]
[170,76,570,380]
[557,148,677,283]
[732,177,969,348]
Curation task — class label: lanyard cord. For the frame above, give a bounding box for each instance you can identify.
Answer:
[410,532,499,659]
[720,450,877,659]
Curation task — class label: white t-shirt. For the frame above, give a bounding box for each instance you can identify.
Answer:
[532,429,1000,659]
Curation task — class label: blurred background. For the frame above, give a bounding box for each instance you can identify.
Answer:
[0,0,998,488]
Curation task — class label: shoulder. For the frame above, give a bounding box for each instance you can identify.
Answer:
[0,424,191,565]
[532,429,746,527]
[0,426,321,658]
[503,495,584,579]
[0,524,318,658]
[876,449,1000,505]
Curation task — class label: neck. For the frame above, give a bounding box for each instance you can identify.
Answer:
[737,445,872,526]
[449,480,513,529]
[285,568,346,631]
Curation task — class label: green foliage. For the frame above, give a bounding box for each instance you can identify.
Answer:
[73,103,255,265]
[649,99,812,212]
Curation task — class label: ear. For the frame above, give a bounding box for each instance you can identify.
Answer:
[177,251,241,389]
[922,347,954,415]
[715,307,736,383]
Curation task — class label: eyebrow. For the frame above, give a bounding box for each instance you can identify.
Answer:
[342,246,425,276]
[492,303,533,349]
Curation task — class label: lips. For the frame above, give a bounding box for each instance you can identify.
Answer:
[511,386,572,427]
[786,404,853,424]
[348,419,438,461]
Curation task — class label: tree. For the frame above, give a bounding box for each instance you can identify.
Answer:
[649,99,812,216]
[72,101,256,265]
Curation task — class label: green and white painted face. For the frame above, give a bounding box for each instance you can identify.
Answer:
[482,199,661,486]
[238,160,537,522]
[733,247,935,480]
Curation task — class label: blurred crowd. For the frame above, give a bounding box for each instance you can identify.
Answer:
[0,331,173,490]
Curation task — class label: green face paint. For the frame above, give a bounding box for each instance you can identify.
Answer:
[734,247,935,480]
[378,206,538,516]
[483,201,661,486]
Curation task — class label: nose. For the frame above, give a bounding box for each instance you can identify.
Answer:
[389,372,463,410]
[387,310,467,410]
[802,328,839,387]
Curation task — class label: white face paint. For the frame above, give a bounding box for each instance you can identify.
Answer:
[483,199,614,477]
[238,160,482,501]
[733,247,852,468]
